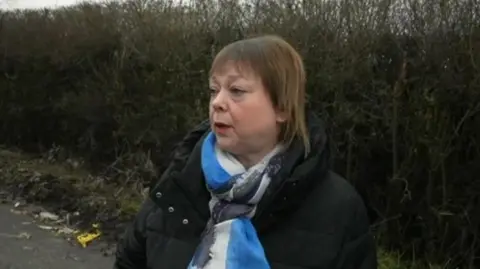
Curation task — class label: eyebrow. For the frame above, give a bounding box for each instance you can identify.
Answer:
[210,74,245,85]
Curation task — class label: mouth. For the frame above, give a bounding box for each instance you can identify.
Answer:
[214,122,230,128]
[213,122,231,133]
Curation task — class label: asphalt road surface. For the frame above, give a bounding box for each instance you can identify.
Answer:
[0,204,115,269]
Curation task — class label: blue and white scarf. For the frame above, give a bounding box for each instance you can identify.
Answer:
[187,132,284,269]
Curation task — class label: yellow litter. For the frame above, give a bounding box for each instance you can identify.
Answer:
[75,223,101,248]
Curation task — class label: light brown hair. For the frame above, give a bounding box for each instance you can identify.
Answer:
[209,34,310,155]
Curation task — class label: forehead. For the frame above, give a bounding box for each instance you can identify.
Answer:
[210,61,258,83]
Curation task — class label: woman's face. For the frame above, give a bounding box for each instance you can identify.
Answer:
[208,62,286,157]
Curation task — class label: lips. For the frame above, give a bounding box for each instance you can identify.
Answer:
[213,122,231,134]
[214,122,230,128]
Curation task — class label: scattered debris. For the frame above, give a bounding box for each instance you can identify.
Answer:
[18,232,32,239]
[57,226,76,235]
[38,225,54,231]
[10,208,27,215]
[39,211,60,221]
[0,146,141,252]
[0,232,32,240]
[14,201,26,208]
[76,223,102,248]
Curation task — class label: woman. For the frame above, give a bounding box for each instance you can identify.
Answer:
[114,35,377,269]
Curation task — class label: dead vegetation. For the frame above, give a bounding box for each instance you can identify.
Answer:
[0,145,145,243]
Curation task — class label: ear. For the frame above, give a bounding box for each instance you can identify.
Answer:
[275,109,288,123]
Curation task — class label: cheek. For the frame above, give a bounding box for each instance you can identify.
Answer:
[231,107,277,135]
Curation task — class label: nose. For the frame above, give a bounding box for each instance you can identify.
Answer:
[211,89,227,111]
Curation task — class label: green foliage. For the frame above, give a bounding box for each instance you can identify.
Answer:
[1,0,479,267]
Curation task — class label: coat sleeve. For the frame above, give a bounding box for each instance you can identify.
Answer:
[334,193,378,269]
[114,197,156,269]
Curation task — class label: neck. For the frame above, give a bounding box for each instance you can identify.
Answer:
[234,144,282,169]
[235,153,264,169]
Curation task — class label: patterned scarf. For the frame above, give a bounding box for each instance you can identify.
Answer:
[187,132,284,269]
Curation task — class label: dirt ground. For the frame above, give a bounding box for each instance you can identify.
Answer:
[0,203,114,269]
[0,146,143,268]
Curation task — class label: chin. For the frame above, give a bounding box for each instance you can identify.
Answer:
[215,138,236,153]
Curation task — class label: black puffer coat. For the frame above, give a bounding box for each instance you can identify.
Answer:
[114,114,378,269]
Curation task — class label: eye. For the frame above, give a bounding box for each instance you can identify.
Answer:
[230,87,245,96]
[209,87,218,96]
